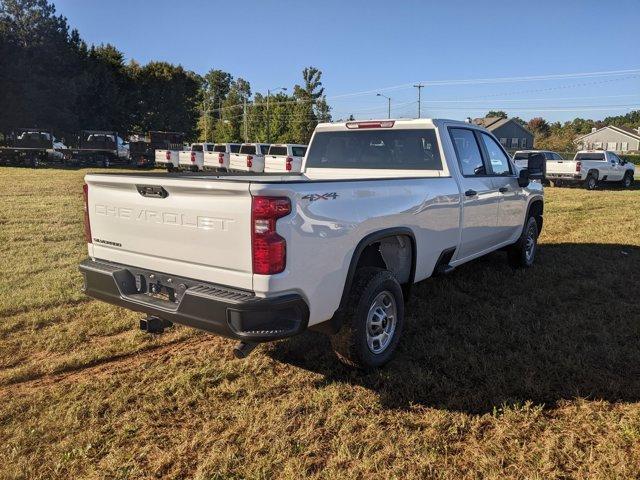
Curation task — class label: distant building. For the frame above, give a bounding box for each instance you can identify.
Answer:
[472,117,534,150]
[574,125,640,152]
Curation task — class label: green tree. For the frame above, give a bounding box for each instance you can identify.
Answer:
[197,69,232,142]
[485,110,508,119]
[290,66,325,143]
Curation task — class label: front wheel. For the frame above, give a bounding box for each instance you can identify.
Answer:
[621,172,633,189]
[331,267,404,369]
[508,216,539,268]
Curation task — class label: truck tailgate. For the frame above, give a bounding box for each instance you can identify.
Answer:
[85,174,253,290]
[546,159,577,174]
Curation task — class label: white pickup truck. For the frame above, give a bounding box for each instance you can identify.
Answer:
[229,143,270,172]
[79,119,544,368]
[204,143,241,171]
[178,143,214,172]
[155,146,185,172]
[546,150,635,189]
[264,144,308,173]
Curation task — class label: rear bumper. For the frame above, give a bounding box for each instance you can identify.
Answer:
[79,258,309,342]
[547,173,583,181]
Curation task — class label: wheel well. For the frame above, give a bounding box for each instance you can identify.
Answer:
[528,199,544,233]
[355,234,414,285]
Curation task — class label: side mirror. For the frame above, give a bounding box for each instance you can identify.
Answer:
[527,153,545,180]
[518,169,530,188]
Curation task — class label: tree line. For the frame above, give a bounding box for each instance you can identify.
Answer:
[485,110,640,151]
[0,0,331,144]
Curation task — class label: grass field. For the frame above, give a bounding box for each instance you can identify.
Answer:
[0,167,639,479]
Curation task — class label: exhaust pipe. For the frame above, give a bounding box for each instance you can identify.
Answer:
[139,316,173,334]
[233,341,257,359]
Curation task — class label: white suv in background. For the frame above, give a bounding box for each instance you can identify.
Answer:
[264,144,308,173]
[204,143,241,171]
[229,143,270,172]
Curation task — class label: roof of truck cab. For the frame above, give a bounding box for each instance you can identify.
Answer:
[314,118,474,132]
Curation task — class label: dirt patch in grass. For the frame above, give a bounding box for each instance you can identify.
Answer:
[0,167,639,479]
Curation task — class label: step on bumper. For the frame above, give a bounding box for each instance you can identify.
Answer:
[79,258,309,342]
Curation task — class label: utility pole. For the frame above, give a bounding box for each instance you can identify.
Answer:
[243,97,248,143]
[413,83,424,118]
[376,93,391,119]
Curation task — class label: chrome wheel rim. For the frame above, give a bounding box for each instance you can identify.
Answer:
[366,291,397,354]
[525,224,536,262]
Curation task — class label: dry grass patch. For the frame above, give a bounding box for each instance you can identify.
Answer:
[0,167,639,479]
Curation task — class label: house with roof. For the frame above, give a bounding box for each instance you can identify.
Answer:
[472,117,534,150]
[574,125,640,152]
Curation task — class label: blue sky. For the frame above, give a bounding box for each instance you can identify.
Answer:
[53,0,640,122]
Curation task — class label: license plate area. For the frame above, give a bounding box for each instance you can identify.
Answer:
[132,271,190,305]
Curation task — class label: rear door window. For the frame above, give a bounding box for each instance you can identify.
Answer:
[191,144,203,152]
[230,144,241,153]
[292,146,307,157]
[239,145,256,155]
[268,146,288,156]
[213,145,226,153]
[260,145,270,155]
[449,128,485,176]
[306,129,442,170]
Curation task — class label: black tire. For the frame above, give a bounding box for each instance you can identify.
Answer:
[621,172,633,189]
[508,216,539,268]
[191,165,198,172]
[167,165,174,173]
[331,267,404,369]
[585,173,597,190]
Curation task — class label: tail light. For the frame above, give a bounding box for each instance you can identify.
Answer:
[251,196,290,275]
[246,155,253,168]
[346,120,395,129]
[165,151,171,161]
[286,156,293,171]
[83,184,91,243]
[190,152,196,163]
[576,161,582,172]
[218,153,224,164]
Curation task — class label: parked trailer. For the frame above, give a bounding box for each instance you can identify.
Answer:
[0,128,63,168]
[129,131,184,168]
[61,130,130,167]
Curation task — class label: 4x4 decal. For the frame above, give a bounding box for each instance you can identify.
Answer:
[301,192,339,202]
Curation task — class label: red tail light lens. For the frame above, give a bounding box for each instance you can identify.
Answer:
[576,161,582,172]
[246,155,253,168]
[83,184,91,243]
[218,153,224,164]
[165,151,171,160]
[286,156,293,171]
[190,152,196,162]
[251,196,291,275]
[346,120,395,129]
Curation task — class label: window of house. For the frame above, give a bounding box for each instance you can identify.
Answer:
[607,142,617,151]
[520,138,528,148]
[511,138,519,148]
[622,142,629,151]
[499,138,507,146]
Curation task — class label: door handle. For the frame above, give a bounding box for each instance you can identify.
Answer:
[465,189,477,197]
[499,186,509,193]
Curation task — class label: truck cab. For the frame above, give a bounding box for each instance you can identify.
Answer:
[229,143,270,172]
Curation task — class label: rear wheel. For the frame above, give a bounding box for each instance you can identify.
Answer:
[622,172,633,189]
[508,216,539,268]
[585,174,597,190]
[331,267,404,369]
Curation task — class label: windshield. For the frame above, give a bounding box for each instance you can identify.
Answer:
[306,129,442,170]
[575,152,605,161]
[240,145,256,154]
